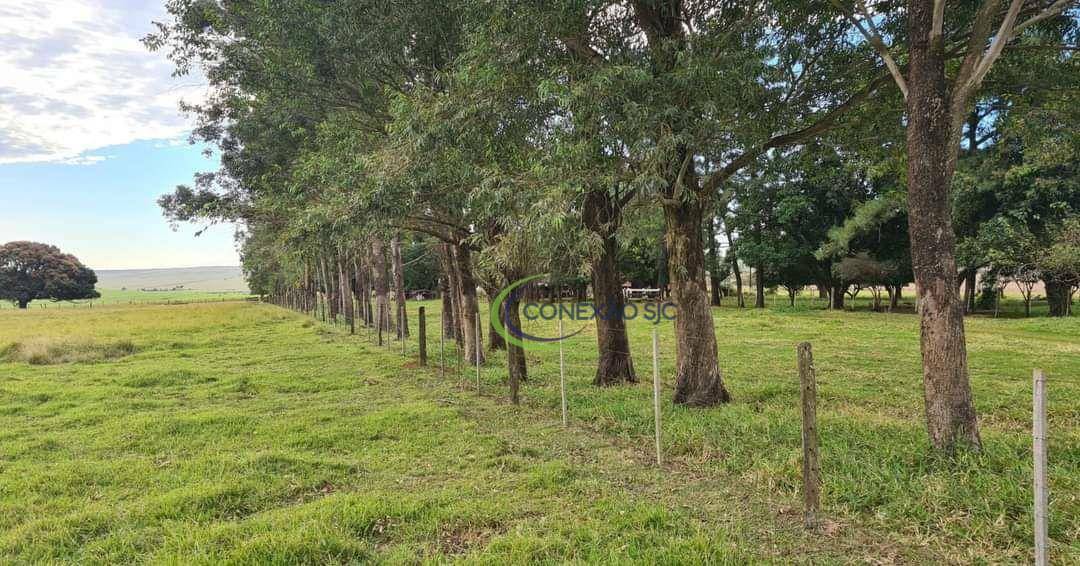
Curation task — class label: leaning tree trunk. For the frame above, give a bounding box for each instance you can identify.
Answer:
[391,234,409,338]
[451,243,485,365]
[664,196,731,406]
[905,3,981,451]
[583,188,637,386]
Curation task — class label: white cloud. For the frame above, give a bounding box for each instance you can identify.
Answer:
[0,0,204,164]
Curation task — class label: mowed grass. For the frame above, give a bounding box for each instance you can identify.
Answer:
[0,300,1074,563]
[451,296,1079,563]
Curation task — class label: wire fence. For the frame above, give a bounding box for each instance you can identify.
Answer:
[301,293,1072,556]
[6,291,1072,555]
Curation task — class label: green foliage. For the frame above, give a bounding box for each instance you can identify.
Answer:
[402,238,439,293]
[0,242,100,308]
[1039,216,1080,288]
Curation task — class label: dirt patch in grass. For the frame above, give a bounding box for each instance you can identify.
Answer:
[436,525,503,556]
[2,338,138,365]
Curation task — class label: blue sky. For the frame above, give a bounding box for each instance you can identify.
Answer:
[0,140,239,270]
[0,0,240,269]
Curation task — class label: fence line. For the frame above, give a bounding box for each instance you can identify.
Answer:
[269,295,1066,557]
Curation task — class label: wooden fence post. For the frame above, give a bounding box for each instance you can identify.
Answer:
[797,342,821,530]
[652,327,662,466]
[1033,368,1048,566]
[418,307,427,367]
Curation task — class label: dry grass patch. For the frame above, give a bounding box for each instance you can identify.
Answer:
[2,338,138,365]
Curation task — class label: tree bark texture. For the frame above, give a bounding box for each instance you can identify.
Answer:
[583,188,637,386]
[664,196,731,406]
[905,0,981,451]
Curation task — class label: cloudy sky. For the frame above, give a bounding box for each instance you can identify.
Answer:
[0,0,240,269]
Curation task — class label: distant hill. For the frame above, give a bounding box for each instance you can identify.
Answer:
[94,266,249,292]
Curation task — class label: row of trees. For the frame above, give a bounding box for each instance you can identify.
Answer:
[148,0,1078,452]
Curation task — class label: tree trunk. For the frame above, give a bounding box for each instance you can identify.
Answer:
[438,244,460,342]
[583,188,637,386]
[391,234,409,337]
[723,225,743,308]
[664,197,731,406]
[338,254,354,334]
[371,240,391,344]
[707,215,723,307]
[451,243,485,365]
[355,256,373,327]
[831,283,846,309]
[754,265,766,309]
[482,285,506,351]
[963,269,977,313]
[905,1,981,451]
[591,233,637,386]
[1046,279,1070,317]
[17,298,29,309]
[504,284,527,405]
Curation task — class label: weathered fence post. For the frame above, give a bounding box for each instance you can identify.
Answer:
[475,312,482,395]
[652,327,662,466]
[1033,368,1048,566]
[418,306,427,367]
[378,305,385,346]
[797,342,821,530]
[559,317,567,427]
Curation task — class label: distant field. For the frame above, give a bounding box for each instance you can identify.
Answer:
[0,266,252,309]
[94,266,248,292]
[0,288,254,310]
[0,299,1075,562]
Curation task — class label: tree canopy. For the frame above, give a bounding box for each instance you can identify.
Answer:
[0,242,100,309]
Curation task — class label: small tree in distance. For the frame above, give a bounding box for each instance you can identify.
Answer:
[0,242,100,309]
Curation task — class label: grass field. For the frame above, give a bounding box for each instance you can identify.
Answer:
[0,288,255,310]
[93,266,248,293]
[0,300,1076,563]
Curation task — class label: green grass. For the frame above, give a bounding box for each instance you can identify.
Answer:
[0,300,1076,563]
[0,288,255,309]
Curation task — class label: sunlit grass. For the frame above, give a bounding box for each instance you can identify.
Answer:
[0,299,1076,563]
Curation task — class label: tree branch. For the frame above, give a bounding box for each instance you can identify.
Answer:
[830,0,909,98]
[702,72,895,194]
